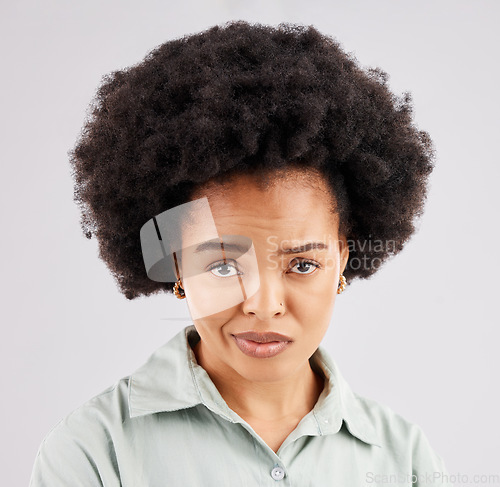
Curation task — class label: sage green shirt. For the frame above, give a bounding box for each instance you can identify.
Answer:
[30,325,452,486]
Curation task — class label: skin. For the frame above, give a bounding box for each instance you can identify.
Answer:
[179,168,349,451]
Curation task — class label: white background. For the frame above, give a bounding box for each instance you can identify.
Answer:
[1,1,499,485]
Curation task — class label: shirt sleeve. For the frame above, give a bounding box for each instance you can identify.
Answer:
[412,424,454,487]
[29,420,105,487]
[28,397,126,487]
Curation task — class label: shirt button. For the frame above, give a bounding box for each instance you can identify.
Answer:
[271,466,285,480]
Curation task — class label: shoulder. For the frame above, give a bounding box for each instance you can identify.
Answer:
[352,392,451,484]
[354,391,423,440]
[43,376,131,441]
[30,377,131,487]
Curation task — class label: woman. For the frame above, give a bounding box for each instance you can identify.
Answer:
[30,20,451,486]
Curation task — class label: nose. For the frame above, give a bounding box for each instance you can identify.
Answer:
[241,270,285,319]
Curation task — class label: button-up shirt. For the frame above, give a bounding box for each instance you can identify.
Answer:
[30,325,452,486]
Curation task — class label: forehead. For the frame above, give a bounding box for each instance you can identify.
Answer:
[188,169,339,240]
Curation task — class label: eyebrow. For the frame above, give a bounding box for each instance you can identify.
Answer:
[277,242,329,255]
[193,240,329,255]
[194,241,248,254]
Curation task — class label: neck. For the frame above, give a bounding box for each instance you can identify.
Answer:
[192,339,324,423]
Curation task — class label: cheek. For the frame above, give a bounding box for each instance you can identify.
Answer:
[193,306,238,341]
[288,276,337,316]
[184,274,249,320]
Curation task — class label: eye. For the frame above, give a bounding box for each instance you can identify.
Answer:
[206,260,242,278]
[289,258,321,275]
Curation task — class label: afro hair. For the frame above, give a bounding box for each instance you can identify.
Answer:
[69,20,435,300]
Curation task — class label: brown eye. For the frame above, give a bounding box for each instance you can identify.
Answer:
[289,259,320,275]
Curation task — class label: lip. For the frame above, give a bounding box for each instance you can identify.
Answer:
[232,331,293,343]
[231,331,293,359]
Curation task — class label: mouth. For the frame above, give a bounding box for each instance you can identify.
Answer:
[231,331,293,359]
[231,331,293,343]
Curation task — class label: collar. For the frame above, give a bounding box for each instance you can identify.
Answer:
[128,325,381,448]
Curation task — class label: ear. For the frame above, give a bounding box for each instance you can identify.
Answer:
[171,250,183,282]
[338,233,349,274]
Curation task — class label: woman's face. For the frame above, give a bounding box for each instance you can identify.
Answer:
[181,169,349,384]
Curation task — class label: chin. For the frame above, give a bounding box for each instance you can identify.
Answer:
[235,361,292,382]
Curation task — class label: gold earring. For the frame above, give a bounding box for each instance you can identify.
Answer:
[337,274,346,294]
[173,279,186,299]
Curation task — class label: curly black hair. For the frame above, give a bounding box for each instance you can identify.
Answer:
[69,20,434,300]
